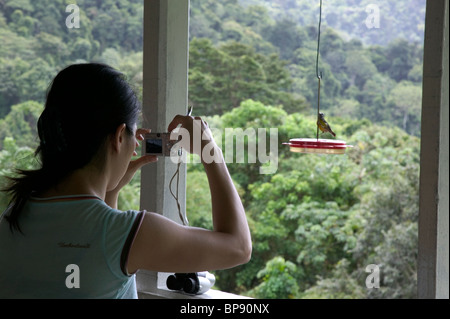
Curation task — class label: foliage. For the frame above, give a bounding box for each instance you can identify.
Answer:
[183,99,419,299]
[0,0,423,299]
[301,259,365,299]
[0,100,43,149]
[189,38,306,115]
[248,256,300,299]
[0,0,425,137]
[0,98,421,299]
[189,0,424,137]
[239,0,426,46]
[0,0,143,117]
[0,136,37,209]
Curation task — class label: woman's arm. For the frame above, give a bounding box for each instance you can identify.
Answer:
[126,116,252,273]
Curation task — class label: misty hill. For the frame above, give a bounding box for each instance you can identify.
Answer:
[238,0,426,46]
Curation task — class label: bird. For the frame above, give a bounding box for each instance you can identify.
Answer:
[317,112,336,137]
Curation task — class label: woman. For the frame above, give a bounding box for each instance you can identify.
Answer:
[0,63,251,298]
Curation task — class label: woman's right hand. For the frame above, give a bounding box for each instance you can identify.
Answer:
[167,115,216,158]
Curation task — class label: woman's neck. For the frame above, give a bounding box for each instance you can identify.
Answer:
[36,166,109,201]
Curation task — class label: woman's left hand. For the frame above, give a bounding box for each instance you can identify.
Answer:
[123,128,158,185]
[106,128,158,208]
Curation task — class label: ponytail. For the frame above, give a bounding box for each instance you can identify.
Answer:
[3,169,46,233]
[3,159,85,234]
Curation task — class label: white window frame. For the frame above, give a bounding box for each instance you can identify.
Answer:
[417,0,449,299]
[136,0,449,299]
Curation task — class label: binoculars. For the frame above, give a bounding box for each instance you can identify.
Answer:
[166,272,215,295]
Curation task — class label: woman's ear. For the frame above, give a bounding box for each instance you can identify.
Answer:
[112,123,127,152]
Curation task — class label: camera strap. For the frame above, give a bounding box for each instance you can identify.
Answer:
[169,159,188,226]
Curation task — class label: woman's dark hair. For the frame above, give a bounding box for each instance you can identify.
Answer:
[3,63,141,233]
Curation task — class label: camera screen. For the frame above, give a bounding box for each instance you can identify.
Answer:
[146,138,163,154]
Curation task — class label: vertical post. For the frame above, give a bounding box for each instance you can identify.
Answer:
[137,0,190,296]
[140,0,189,223]
[418,0,449,299]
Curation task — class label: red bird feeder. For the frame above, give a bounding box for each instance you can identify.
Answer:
[284,0,353,155]
[283,138,353,155]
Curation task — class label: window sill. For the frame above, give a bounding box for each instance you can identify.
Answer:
[138,288,251,300]
[136,270,250,300]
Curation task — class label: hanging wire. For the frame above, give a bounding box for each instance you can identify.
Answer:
[316,0,323,81]
[316,0,323,140]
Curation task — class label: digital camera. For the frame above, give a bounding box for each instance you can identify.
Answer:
[144,133,181,156]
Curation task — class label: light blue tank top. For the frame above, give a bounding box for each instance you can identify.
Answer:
[0,195,143,299]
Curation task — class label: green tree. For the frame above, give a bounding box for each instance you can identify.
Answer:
[368,222,418,299]
[70,37,94,61]
[9,9,36,37]
[357,73,394,123]
[387,81,422,136]
[301,259,365,299]
[385,39,419,82]
[34,32,69,65]
[291,46,341,112]
[248,256,300,299]
[262,18,305,61]
[0,137,37,211]
[0,57,55,115]
[189,39,305,115]
[220,99,287,190]
[1,0,34,17]
[0,101,43,150]
[345,51,378,90]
